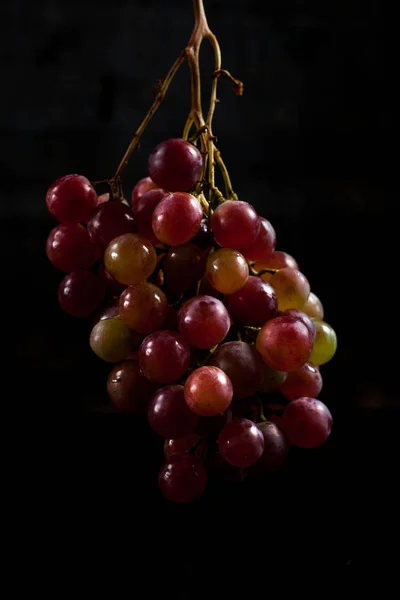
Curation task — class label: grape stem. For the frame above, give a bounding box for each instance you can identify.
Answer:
[107,0,241,201]
[249,266,277,277]
[256,397,267,422]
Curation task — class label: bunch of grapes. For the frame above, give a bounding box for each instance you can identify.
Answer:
[45,137,337,503]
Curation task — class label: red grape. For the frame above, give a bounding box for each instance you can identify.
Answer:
[134,189,167,246]
[242,217,276,263]
[87,201,136,250]
[212,200,260,249]
[152,192,202,246]
[46,224,101,272]
[107,360,158,414]
[131,176,159,211]
[164,434,201,458]
[255,251,299,282]
[206,248,249,294]
[46,174,97,224]
[184,366,233,416]
[209,341,264,399]
[139,330,190,383]
[280,362,323,401]
[90,318,138,363]
[178,295,230,349]
[218,418,264,467]
[163,244,206,296]
[104,233,157,285]
[158,454,207,503]
[148,385,199,438]
[256,315,312,371]
[281,309,316,342]
[253,422,290,473]
[119,282,168,333]
[303,292,324,320]
[148,138,203,192]
[226,276,278,326]
[58,271,105,318]
[192,219,213,250]
[281,397,332,448]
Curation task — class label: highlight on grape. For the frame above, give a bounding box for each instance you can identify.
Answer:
[45,0,337,503]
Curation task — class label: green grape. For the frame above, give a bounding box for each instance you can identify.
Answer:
[309,320,337,365]
[104,233,157,285]
[90,317,137,363]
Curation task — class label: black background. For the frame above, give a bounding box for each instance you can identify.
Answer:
[3,0,395,587]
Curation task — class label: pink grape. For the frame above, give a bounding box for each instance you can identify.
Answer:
[119,282,168,334]
[212,200,260,249]
[280,309,316,342]
[148,138,203,192]
[107,360,158,415]
[218,418,264,467]
[255,251,299,282]
[208,341,264,399]
[184,366,233,416]
[46,224,101,272]
[158,454,207,503]
[178,295,230,349]
[242,217,276,263]
[134,189,167,246]
[131,176,159,211]
[226,276,278,326]
[58,271,105,318]
[87,201,136,250]
[280,362,323,401]
[148,385,199,439]
[256,315,312,371]
[281,397,332,448]
[46,174,97,224]
[253,421,290,473]
[139,330,190,383]
[152,192,202,246]
[206,248,249,294]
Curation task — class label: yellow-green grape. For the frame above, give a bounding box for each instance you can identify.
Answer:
[269,268,310,311]
[90,317,137,363]
[303,292,324,320]
[309,320,337,365]
[104,233,157,285]
[206,248,249,294]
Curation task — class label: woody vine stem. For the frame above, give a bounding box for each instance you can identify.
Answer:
[103,0,243,206]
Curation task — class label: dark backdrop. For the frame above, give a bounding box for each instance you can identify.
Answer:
[3,0,395,586]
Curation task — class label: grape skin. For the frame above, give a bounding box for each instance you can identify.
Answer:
[281,397,332,448]
[164,434,201,458]
[87,201,136,250]
[119,282,168,334]
[309,320,337,365]
[104,233,157,285]
[158,454,207,503]
[253,421,290,473]
[242,217,276,263]
[184,366,233,416]
[256,315,312,372]
[269,268,310,311]
[218,418,264,467]
[206,248,249,294]
[148,385,199,439]
[148,138,203,192]
[280,362,323,401]
[212,200,260,249]
[152,192,203,246]
[131,176,159,211]
[58,271,106,318]
[209,341,264,399]
[46,224,101,272]
[46,174,97,224]
[134,189,167,246]
[107,360,158,414]
[178,295,230,349]
[303,292,324,320]
[90,318,137,363]
[139,330,190,384]
[226,276,278,326]
[255,251,299,282]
